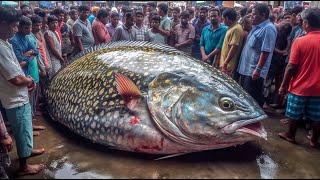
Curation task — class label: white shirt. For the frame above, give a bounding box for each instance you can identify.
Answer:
[0,39,29,109]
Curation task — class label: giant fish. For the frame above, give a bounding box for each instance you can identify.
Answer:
[46,41,268,155]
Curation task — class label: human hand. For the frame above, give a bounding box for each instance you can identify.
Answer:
[24,50,35,57]
[1,135,13,152]
[221,63,228,73]
[252,69,260,80]
[174,43,180,48]
[202,54,208,62]
[278,85,288,96]
[20,61,28,68]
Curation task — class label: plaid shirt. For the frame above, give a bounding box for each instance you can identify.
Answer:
[133,24,148,41]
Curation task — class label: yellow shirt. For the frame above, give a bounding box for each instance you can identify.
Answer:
[219,23,244,74]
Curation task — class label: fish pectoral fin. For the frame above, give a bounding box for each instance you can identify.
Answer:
[114,72,142,98]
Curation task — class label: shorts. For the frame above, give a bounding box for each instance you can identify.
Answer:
[5,103,33,158]
[286,93,320,121]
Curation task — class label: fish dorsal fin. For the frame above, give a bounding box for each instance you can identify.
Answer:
[115,73,142,98]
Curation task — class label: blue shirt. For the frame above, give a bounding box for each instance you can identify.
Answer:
[88,14,96,24]
[237,20,277,79]
[200,24,228,55]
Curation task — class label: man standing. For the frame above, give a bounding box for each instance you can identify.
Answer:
[237,3,277,107]
[107,12,120,38]
[200,8,227,66]
[191,6,210,60]
[220,8,244,78]
[92,9,111,45]
[0,7,44,176]
[168,7,181,47]
[73,5,95,53]
[157,3,172,44]
[278,8,320,148]
[112,11,136,41]
[174,11,195,55]
[67,9,78,28]
[133,11,148,41]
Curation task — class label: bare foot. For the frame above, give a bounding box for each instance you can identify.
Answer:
[33,131,40,136]
[18,164,44,176]
[33,125,46,131]
[31,148,45,157]
[278,132,296,144]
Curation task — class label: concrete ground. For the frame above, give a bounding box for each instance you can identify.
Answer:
[6,112,320,179]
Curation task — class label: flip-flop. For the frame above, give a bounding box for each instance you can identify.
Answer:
[278,132,296,144]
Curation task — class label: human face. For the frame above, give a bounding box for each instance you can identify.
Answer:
[22,7,31,17]
[71,11,79,21]
[100,16,108,25]
[158,8,164,17]
[6,22,19,38]
[32,22,42,33]
[111,16,119,27]
[252,8,264,25]
[151,20,160,29]
[199,9,208,21]
[172,10,180,20]
[57,13,65,23]
[283,14,292,23]
[80,10,90,20]
[49,21,58,31]
[209,10,220,26]
[19,25,32,36]
[135,14,144,25]
[125,17,134,28]
[181,16,189,27]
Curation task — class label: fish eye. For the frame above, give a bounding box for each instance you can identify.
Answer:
[219,97,235,111]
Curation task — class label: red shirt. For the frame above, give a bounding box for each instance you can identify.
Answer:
[92,19,111,45]
[288,31,320,96]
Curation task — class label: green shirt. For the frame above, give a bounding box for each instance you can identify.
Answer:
[200,24,228,55]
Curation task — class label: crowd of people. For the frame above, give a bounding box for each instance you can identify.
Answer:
[0,2,319,178]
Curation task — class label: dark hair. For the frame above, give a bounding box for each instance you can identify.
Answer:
[283,10,292,17]
[135,10,144,17]
[240,7,247,17]
[209,8,221,16]
[0,7,22,24]
[19,16,32,27]
[20,4,30,10]
[200,6,209,12]
[125,11,133,19]
[222,8,237,22]
[97,9,109,19]
[180,11,190,19]
[187,7,194,14]
[52,8,64,16]
[254,3,270,19]
[292,6,304,15]
[33,8,42,15]
[69,9,77,16]
[111,12,119,18]
[31,15,43,24]
[151,14,161,22]
[47,15,58,24]
[78,5,90,12]
[158,3,168,14]
[147,2,157,9]
[269,15,276,23]
[301,8,320,29]
[173,7,181,13]
[70,6,78,11]
[35,9,47,18]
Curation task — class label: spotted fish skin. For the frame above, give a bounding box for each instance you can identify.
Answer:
[47,41,267,154]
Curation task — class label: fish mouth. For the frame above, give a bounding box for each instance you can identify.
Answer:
[222,115,268,140]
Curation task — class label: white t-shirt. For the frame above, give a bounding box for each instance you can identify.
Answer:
[0,39,29,109]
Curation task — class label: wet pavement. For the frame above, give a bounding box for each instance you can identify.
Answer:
[7,112,320,179]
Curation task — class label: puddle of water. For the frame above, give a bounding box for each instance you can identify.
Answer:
[256,154,278,179]
[45,157,112,179]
